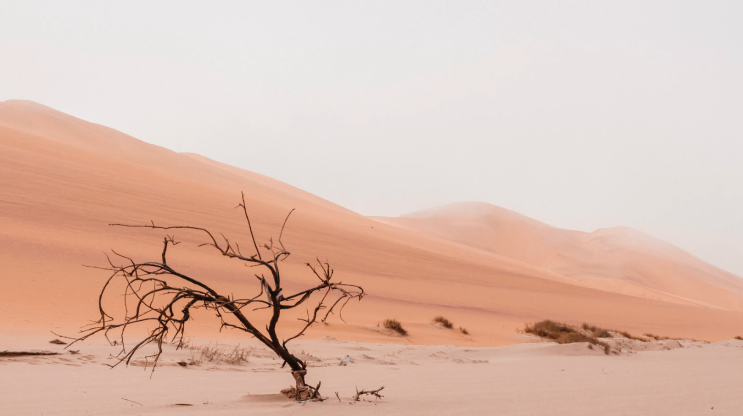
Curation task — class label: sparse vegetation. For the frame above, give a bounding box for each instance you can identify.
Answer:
[735,336,743,341]
[187,343,253,366]
[49,339,66,345]
[383,319,408,336]
[582,323,646,340]
[433,316,454,329]
[524,320,611,354]
[614,330,644,341]
[581,323,611,338]
[432,316,470,336]
[523,320,691,354]
[644,333,670,341]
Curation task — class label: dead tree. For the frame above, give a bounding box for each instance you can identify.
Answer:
[68,193,364,401]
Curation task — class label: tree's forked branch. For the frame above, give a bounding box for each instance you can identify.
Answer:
[70,195,365,389]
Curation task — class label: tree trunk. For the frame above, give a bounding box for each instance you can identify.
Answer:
[280,369,320,401]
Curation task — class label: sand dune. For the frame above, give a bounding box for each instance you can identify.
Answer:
[2,100,743,347]
[376,201,743,311]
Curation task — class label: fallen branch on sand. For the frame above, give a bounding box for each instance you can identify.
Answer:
[0,351,59,357]
[121,398,143,406]
[353,386,384,401]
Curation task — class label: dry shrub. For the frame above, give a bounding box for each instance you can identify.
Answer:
[175,339,191,349]
[459,327,470,335]
[581,323,647,340]
[526,320,701,353]
[581,323,611,338]
[644,333,670,341]
[383,319,408,336]
[525,320,572,338]
[524,320,610,354]
[615,330,644,341]
[433,316,454,329]
[187,343,253,365]
[735,336,743,341]
[581,323,646,340]
[49,339,67,345]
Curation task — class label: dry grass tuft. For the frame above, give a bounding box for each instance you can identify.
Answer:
[525,320,702,351]
[183,343,253,366]
[644,333,670,341]
[433,316,454,329]
[382,319,408,336]
[432,316,470,336]
[615,330,644,341]
[735,336,743,341]
[581,323,611,338]
[49,339,67,345]
[582,323,647,340]
[524,320,611,354]
[172,339,252,366]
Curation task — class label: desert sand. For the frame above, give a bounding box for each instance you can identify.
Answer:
[2,335,743,415]
[2,100,743,414]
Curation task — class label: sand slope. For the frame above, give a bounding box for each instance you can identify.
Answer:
[2,100,743,345]
[376,201,743,311]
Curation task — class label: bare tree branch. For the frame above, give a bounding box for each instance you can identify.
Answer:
[354,386,385,401]
[70,194,365,401]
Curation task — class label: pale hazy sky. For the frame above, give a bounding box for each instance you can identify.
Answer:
[1,1,742,276]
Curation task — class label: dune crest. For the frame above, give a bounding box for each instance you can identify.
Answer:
[376,201,743,311]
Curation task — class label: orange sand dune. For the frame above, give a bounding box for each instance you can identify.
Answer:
[375,202,743,312]
[2,100,743,345]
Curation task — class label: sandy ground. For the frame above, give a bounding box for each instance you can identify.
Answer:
[2,334,743,415]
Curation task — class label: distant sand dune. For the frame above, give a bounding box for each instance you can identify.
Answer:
[375,201,743,311]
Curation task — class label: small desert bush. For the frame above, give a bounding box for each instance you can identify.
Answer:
[459,327,470,335]
[735,336,743,341]
[581,323,648,340]
[615,330,644,341]
[383,319,408,336]
[185,343,253,365]
[581,323,611,338]
[524,320,610,354]
[433,316,454,329]
[644,333,670,341]
[525,320,572,339]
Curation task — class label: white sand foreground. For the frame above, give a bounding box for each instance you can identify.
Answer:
[2,335,742,415]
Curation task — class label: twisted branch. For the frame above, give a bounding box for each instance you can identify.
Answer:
[67,194,365,398]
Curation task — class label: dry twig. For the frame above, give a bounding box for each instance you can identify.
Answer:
[121,398,143,406]
[353,386,384,401]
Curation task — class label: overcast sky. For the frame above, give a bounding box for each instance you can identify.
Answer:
[1,1,742,276]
